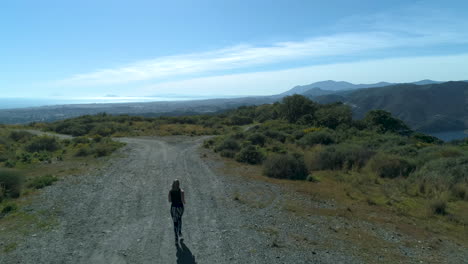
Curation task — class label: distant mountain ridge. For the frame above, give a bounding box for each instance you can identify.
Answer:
[0,80,466,134]
[279,79,442,96]
[309,81,467,132]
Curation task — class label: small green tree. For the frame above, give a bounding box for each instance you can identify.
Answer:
[364,110,411,134]
[280,95,317,123]
[315,103,352,129]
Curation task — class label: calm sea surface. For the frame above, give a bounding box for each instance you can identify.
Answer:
[0,97,210,110]
[427,130,467,142]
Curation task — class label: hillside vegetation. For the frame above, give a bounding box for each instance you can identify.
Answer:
[0,127,124,218]
[312,81,468,132]
[22,95,468,239]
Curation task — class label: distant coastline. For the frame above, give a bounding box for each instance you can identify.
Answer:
[0,96,236,110]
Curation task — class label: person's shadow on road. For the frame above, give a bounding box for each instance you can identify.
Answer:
[176,240,197,264]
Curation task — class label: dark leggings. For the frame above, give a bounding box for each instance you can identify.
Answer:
[171,206,184,236]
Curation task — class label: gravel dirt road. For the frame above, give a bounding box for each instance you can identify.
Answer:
[1,136,467,263]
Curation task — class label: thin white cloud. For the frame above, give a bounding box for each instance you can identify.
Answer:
[137,53,468,96]
[55,7,468,87]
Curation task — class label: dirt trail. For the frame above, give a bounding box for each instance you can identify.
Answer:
[1,137,325,263]
[2,136,466,263]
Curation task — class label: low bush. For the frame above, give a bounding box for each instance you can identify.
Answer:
[247,133,266,146]
[429,198,447,215]
[411,132,443,144]
[264,130,287,143]
[235,145,264,164]
[220,150,236,158]
[306,147,344,171]
[28,174,58,189]
[203,139,215,148]
[9,131,33,142]
[410,157,468,198]
[25,136,60,152]
[72,137,90,146]
[215,137,240,152]
[291,130,305,140]
[18,152,33,163]
[75,144,92,157]
[229,115,253,126]
[93,143,116,157]
[4,160,16,168]
[306,145,374,171]
[306,174,319,182]
[298,129,335,147]
[33,151,52,162]
[0,169,24,199]
[452,184,468,200]
[1,203,18,214]
[263,154,308,180]
[367,154,415,179]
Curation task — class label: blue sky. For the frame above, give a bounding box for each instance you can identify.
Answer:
[1,0,468,98]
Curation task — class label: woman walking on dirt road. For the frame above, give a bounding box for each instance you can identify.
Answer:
[168,179,185,244]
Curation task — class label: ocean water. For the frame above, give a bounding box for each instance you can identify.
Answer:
[0,97,208,110]
[427,130,468,142]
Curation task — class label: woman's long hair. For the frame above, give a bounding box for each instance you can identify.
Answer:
[172,179,180,191]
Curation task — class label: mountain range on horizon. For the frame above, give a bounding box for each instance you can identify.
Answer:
[278,79,444,96]
[0,80,466,137]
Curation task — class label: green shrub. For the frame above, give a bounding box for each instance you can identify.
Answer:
[0,169,24,199]
[1,203,18,214]
[384,145,419,157]
[315,104,352,129]
[305,144,374,171]
[269,144,287,154]
[291,130,305,140]
[33,151,52,162]
[231,132,246,139]
[412,133,443,144]
[429,198,447,215]
[215,137,240,152]
[280,95,317,123]
[25,136,60,152]
[263,154,308,180]
[229,115,253,126]
[18,152,32,163]
[410,157,468,197]
[306,174,319,182]
[92,135,103,143]
[203,139,215,148]
[296,114,315,125]
[4,160,16,168]
[247,133,266,146]
[9,131,33,142]
[264,130,287,143]
[306,147,345,171]
[220,150,236,158]
[235,145,264,164]
[72,137,90,146]
[364,110,411,134]
[93,143,117,157]
[62,139,71,146]
[341,146,376,170]
[367,154,415,178]
[28,175,58,189]
[298,129,335,147]
[75,145,92,157]
[452,184,468,200]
